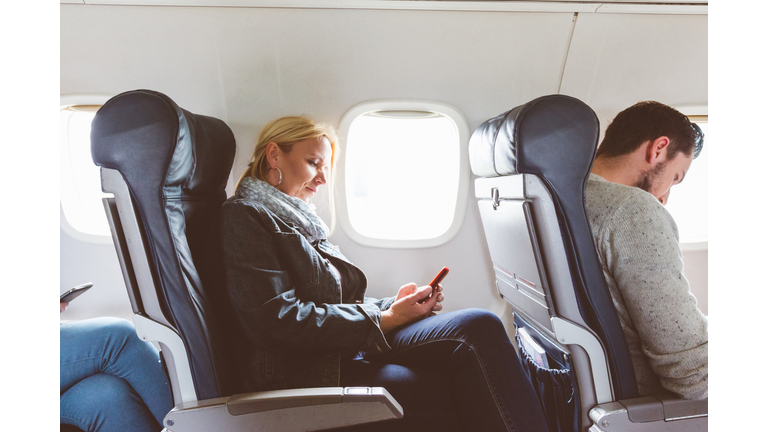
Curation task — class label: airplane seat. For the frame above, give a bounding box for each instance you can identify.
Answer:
[90,89,403,432]
[468,94,707,432]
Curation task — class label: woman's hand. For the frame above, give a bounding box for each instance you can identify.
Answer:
[394,283,418,302]
[60,302,69,313]
[381,283,444,333]
[429,284,444,314]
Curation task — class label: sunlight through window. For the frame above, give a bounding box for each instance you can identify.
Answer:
[345,113,460,240]
[60,106,111,239]
[338,101,469,248]
[665,121,708,246]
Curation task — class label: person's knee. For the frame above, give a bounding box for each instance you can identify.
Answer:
[456,308,505,338]
[90,317,158,364]
[79,317,137,345]
[96,317,149,352]
[96,317,136,338]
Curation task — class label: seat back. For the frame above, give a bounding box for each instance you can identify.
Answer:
[91,89,236,403]
[469,95,639,430]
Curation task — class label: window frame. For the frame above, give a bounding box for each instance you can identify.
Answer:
[60,94,114,245]
[336,100,470,248]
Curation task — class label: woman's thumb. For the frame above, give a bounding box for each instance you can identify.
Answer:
[411,285,433,301]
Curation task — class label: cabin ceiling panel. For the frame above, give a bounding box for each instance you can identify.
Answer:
[559,13,707,137]
[61,5,576,155]
[210,8,575,132]
[61,6,229,120]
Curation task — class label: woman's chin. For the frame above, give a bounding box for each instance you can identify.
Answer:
[301,189,317,202]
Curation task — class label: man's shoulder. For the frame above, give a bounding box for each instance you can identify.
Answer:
[585,174,677,235]
[586,174,663,214]
[585,174,674,234]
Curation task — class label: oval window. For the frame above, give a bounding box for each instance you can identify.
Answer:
[337,101,470,248]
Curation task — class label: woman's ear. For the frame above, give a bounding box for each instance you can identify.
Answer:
[265,142,280,168]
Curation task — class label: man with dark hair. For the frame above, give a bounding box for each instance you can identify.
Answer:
[585,101,708,400]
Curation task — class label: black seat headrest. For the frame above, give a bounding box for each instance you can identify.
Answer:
[469,94,599,181]
[91,89,233,199]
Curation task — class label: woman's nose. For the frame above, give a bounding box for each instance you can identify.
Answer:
[316,170,327,184]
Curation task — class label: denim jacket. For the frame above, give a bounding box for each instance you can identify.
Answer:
[209,196,394,392]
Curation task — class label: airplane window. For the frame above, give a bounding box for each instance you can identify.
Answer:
[665,118,708,249]
[60,103,112,242]
[337,102,469,248]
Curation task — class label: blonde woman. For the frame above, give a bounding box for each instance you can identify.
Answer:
[206,116,547,432]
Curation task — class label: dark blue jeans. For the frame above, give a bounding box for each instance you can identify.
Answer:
[338,309,548,432]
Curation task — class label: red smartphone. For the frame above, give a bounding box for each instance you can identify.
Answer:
[429,267,450,288]
[419,267,449,304]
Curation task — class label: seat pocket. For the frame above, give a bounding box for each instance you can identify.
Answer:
[515,316,580,432]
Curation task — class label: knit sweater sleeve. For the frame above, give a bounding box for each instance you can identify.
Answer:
[601,193,708,400]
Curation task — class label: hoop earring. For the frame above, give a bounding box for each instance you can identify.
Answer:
[275,166,283,187]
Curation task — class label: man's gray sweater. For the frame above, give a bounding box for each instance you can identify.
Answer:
[585,173,708,400]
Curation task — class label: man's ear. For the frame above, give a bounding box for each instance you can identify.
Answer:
[646,136,670,164]
[265,142,280,168]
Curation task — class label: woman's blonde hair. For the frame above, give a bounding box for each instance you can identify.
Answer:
[237,116,339,223]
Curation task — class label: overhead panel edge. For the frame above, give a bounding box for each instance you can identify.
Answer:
[594,3,707,14]
[67,0,599,12]
[63,0,707,15]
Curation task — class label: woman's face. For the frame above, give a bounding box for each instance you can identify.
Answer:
[274,136,332,203]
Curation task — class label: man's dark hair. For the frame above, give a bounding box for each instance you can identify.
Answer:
[596,101,704,160]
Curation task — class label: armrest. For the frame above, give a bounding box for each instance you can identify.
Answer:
[163,387,403,432]
[654,393,708,420]
[617,393,707,423]
[588,394,707,432]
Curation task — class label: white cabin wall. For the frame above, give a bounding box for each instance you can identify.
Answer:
[560,13,708,125]
[60,4,707,322]
[60,229,134,320]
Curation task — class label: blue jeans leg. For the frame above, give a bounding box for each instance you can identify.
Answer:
[60,317,173,431]
[368,308,548,432]
[60,373,162,432]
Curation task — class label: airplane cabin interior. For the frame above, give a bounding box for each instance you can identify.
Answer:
[2,0,765,430]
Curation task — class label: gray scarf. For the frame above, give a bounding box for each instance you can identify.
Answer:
[236,176,329,244]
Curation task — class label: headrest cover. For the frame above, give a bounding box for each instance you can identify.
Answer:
[469,94,599,180]
[91,89,234,198]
